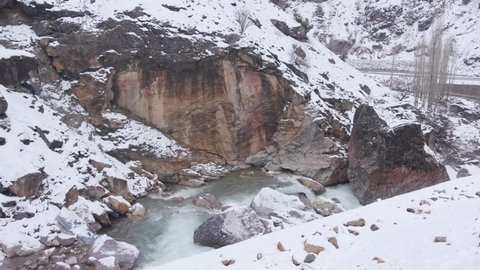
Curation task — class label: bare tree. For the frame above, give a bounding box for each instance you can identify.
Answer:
[413,14,455,111]
[234,7,253,35]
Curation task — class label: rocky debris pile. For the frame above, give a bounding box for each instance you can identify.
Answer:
[348,104,450,204]
[193,187,344,248]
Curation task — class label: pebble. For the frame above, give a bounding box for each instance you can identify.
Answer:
[370,224,380,231]
[304,253,316,263]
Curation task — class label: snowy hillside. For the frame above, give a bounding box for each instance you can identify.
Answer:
[151,171,480,270]
[283,0,480,75]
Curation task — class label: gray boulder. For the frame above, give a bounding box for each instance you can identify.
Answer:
[193,206,266,248]
[89,235,139,270]
[348,104,450,204]
[0,95,7,115]
[56,208,97,245]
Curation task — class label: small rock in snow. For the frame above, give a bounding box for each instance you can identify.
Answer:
[434,236,447,243]
[406,208,416,213]
[475,191,480,197]
[370,224,380,231]
[277,241,286,252]
[419,199,431,206]
[304,243,324,254]
[373,257,385,264]
[348,229,359,236]
[328,237,339,249]
[345,218,365,227]
[292,255,301,266]
[256,253,263,260]
[221,259,235,266]
[304,253,316,263]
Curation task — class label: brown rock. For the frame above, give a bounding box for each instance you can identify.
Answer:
[87,185,109,200]
[192,193,222,210]
[434,236,447,243]
[348,104,450,204]
[373,257,385,264]
[277,242,286,252]
[89,160,112,172]
[64,186,79,207]
[9,172,46,197]
[105,176,134,202]
[328,237,339,249]
[304,243,324,254]
[345,218,366,227]
[106,195,131,215]
[297,178,326,195]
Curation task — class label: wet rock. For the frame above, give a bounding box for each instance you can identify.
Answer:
[90,235,139,269]
[245,150,270,167]
[251,187,308,217]
[64,186,79,207]
[297,177,326,195]
[0,95,7,115]
[311,199,344,217]
[9,171,47,197]
[106,195,131,215]
[193,206,265,248]
[127,203,146,220]
[192,193,222,210]
[348,104,449,204]
[345,218,365,227]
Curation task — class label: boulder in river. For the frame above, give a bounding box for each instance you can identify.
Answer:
[89,235,139,270]
[193,206,266,248]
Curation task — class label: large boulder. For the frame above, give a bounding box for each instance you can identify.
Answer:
[348,105,450,204]
[8,172,46,197]
[250,187,308,216]
[0,56,38,87]
[89,235,139,270]
[56,208,97,245]
[193,206,266,248]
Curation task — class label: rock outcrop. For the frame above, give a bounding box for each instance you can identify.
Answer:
[193,206,266,248]
[0,56,37,87]
[348,104,450,204]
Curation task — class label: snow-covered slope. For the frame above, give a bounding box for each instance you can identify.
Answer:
[284,0,480,75]
[150,171,480,270]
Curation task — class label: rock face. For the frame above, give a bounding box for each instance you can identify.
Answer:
[113,50,290,161]
[0,95,7,115]
[348,104,450,204]
[0,56,38,87]
[193,206,265,248]
[89,235,139,270]
[8,172,46,197]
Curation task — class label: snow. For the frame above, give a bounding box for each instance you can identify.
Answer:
[149,174,480,270]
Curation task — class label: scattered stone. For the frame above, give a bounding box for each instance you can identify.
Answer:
[256,253,263,260]
[89,159,112,172]
[64,186,79,207]
[251,187,307,217]
[106,195,131,215]
[406,208,416,213]
[87,185,109,200]
[345,218,365,227]
[192,193,222,210]
[53,262,71,270]
[128,203,146,220]
[90,235,139,269]
[65,256,78,265]
[373,257,385,264]
[292,255,301,266]
[434,236,447,243]
[332,226,339,234]
[328,237,339,249]
[348,229,359,236]
[221,259,235,266]
[312,199,344,217]
[419,200,431,206]
[304,243,324,254]
[193,206,265,248]
[0,95,7,115]
[0,137,5,146]
[476,191,480,197]
[456,168,471,178]
[370,224,379,231]
[277,242,286,252]
[297,177,326,195]
[9,172,47,197]
[304,253,316,263]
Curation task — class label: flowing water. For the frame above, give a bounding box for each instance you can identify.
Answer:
[103,170,360,269]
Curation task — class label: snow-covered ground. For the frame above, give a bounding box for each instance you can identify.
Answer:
[150,169,480,270]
